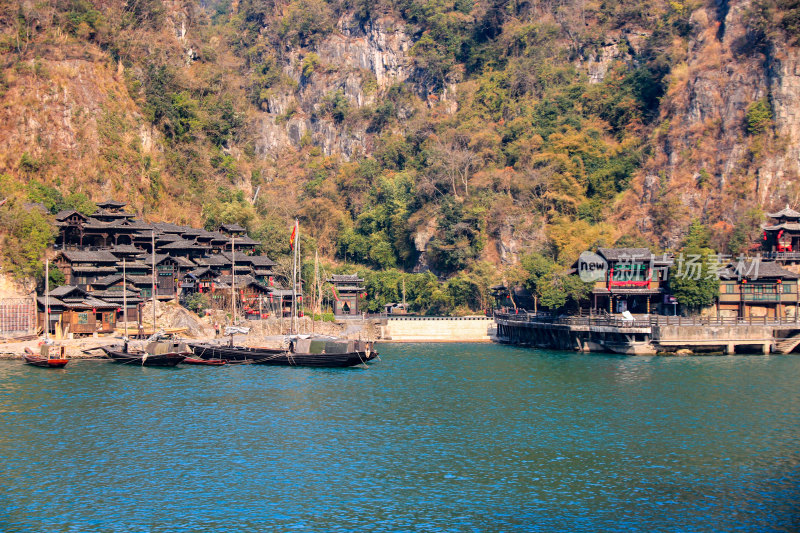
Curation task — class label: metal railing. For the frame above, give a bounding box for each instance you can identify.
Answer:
[494,311,800,328]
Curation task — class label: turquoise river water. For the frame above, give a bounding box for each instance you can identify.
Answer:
[1,343,799,532]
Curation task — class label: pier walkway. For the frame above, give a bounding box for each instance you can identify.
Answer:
[494,311,800,355]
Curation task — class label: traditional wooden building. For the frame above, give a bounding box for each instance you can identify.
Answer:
[327,274,366,316]
[39,285,117,336]
[587,248,672,314]
[718,259,799,318]
[55,250,119,288]
[88,274,144,322]
[216,274,272,319]
[762,206,800,258]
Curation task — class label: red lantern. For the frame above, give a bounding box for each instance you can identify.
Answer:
[298,295,302,302]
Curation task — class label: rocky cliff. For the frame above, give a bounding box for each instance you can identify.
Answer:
[620,0,800,247]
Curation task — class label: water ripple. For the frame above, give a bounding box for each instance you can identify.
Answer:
[1,346,799,532]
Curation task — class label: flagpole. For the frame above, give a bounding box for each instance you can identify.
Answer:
[291,219,298,335]
[151,231,156,336]
[231,235,236,326]
[123,257,127,339]
[45,259,49,342]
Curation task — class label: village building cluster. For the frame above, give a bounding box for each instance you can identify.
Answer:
[39,201,363,336]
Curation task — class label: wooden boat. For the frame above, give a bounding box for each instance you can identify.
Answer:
[101,338,190,367]
[188,342,279,364]
[182,357,227,366]
[189,338,377,368]
[23,345,69,368]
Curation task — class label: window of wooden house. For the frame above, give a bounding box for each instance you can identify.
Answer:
[77,312,89,324]
[783,282,795,294]
[725,283,736,294]
[612,263,648,281]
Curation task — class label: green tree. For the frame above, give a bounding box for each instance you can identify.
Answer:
[745,98,772,135]
[670,221,720,312]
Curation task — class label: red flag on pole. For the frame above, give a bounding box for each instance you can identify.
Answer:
[290,222,297,250]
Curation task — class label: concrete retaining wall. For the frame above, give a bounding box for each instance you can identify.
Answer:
[381,316,495,342]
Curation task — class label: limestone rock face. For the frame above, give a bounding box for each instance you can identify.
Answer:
[621,0,800,246]
[255,16,414,160]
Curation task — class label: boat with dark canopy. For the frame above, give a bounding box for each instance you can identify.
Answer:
[189,338,377,368]
[101,337,189,367]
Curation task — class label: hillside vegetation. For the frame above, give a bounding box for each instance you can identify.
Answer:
[0,0,798,312]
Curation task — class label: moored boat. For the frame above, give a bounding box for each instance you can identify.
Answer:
[102,338,190,367]
[23,346,69,368]
[182,357,227,366]
[189,337,377,368]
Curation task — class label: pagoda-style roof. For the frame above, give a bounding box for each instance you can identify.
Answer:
[596,248,652,262]
[91,209,135,220]
[767,205,800,220]
[96,200,127,209]
[763,223,800,232]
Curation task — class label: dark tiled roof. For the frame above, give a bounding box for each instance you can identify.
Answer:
[220,223,246,233]
[108,244,142,255]
[721,259,800,280]
[55,209,86,221]
[91,274,123,286]
[231,236,260,246]
[61,250,118,263]
[160,239,202,249]
[249,255,276,267]
[763,223,800,232]
[215,274,270,291]
[69,266,117,273]
[89,289,142,301]
[767,206,800,219]
[196,255,227,266]
[596,248,653,261]
[96,200,127,209]
[189,266,213,277]
[37,296,64,307]
[152,222,185,234]
[173,256,196,267]
[50,285,88,298]
[123,220,154,230]
[328,274,365,283]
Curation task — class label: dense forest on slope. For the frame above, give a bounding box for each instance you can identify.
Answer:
[0,0,799,312]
